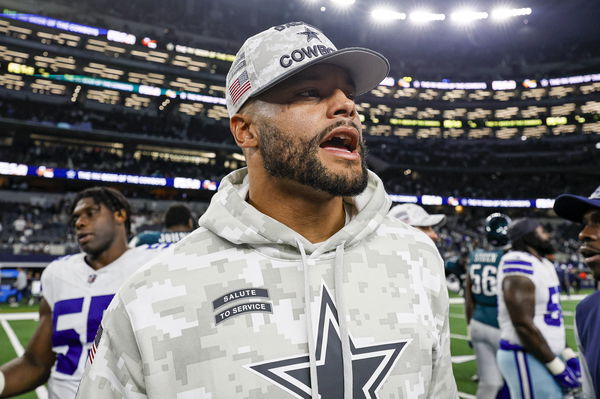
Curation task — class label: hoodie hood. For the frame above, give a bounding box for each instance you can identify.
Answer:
[199,168,391,260]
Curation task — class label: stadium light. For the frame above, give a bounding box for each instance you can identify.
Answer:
[451,9,489,24]
[380,76,395,86]
[491,7,532,21]
[409,10,446,23]
[331,0,355,8]
[371,7,407,22]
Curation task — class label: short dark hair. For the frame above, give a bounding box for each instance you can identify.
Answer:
[164,204,193,229]
[71,186,131,234]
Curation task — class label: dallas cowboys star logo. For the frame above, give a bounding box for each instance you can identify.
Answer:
[247,285,409,398]
[297,27,322,42]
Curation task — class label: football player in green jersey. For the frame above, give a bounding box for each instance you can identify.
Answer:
[464,213,511,399]
[130,204,196,246]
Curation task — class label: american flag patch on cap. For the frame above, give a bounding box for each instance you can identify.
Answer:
[229,70,251,105]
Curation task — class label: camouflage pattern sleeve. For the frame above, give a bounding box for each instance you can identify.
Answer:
[76,294,147,399]
[427,252,459,398]
[429,291,457,398]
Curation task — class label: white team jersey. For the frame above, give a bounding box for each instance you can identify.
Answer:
[497,250,565,355]
[41,244,170,399]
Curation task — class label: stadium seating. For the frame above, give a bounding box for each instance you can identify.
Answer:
[0,2,597,260]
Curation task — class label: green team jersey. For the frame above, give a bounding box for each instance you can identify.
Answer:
[133,230,190,246]
[468,249,505,328]
[444,256,464,277]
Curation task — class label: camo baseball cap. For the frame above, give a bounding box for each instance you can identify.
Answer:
[226,21,390,116]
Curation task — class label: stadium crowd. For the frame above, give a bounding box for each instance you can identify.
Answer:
[1,135,596,200]
[369,135,598,171]
[0,98,233,145]
[0,141,234,182]
[1,135,597,204]
[0,195,203,257]
[0,191,582,263]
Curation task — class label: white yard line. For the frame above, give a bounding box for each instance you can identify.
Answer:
[0,316,48,399]
[451,333,469,340]
[0,312,39,321]
[0,319,25,356]
[452,355,476,364]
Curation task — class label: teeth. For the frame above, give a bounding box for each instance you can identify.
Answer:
[321,129,357,152]
[332,135,352,148]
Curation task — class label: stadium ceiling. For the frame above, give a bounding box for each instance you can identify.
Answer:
[156,1,600,43]
[202,0,600,79]
[11,0,600,80]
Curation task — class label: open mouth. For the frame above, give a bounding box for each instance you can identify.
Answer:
[580,246,600,264]
[319,127,359,154]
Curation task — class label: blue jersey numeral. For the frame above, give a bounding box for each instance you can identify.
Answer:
[543,286,562,327]
[52,294,115,375]
[52,298,83,375]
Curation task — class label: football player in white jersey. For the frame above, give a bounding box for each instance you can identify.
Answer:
[0,187,168,399]
[496,218,581,398]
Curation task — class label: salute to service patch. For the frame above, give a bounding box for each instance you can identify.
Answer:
[212,287,272,324]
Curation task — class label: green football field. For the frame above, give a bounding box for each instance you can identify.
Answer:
[0,293,589,399]
[0,304,40,399]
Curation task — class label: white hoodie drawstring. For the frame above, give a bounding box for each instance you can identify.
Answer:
[335,243,353,399]
[297,239,319,399]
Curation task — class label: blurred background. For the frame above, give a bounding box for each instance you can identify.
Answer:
[0,0,598,268]
[0,0,599,396]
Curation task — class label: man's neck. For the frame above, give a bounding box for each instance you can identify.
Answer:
[85,240,129,271]
[526,246,543,260]
[247,174,346,244]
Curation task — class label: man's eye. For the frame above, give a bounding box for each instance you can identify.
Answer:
[87,209,98,218]
[298,89,319,98]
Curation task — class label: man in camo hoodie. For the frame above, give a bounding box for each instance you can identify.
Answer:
[76,22,458,399]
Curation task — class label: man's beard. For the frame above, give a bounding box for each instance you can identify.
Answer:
[523,231,555,257]
[258,120,369,196]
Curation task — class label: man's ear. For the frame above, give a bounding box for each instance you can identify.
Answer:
[230,113,259,149]
[114,209,127,226]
